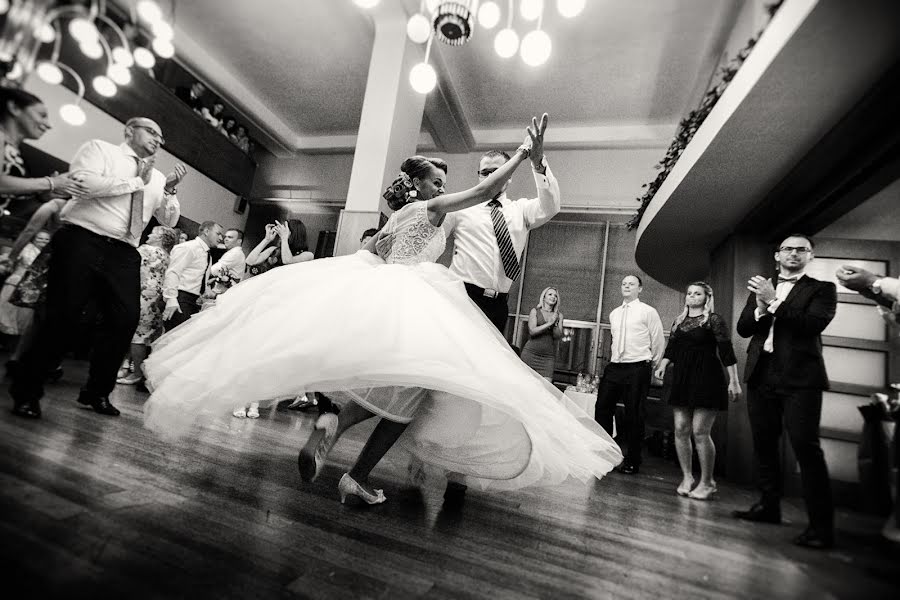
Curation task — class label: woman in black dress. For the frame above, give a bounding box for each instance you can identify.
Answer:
[654,282,741,500]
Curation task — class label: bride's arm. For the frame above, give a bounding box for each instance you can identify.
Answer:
[426,148,528,222]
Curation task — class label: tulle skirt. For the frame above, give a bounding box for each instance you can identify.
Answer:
[143,251,622,491]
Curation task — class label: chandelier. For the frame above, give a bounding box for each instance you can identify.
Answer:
[354,0,586,94]
[0,0,176,125]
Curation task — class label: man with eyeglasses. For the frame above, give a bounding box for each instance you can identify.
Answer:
[734,234,837,549]
[435,114,557,507]
[442,113,558,333]
[10,117,186,420]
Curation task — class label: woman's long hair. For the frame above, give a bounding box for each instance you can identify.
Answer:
[537,286,561,313]
[673,281,714,328]
[383,155,448,211]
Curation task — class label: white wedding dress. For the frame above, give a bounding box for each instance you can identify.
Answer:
[143,201,622,490]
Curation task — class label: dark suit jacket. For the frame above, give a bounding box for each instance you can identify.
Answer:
[736,275,837,390]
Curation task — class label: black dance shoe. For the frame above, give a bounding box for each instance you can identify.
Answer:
[793,527,834,549]
[443,481,467,509]
[12,398,41,419]
[732,502,782,524]
[617,462,639,475]
[77,392,120,416]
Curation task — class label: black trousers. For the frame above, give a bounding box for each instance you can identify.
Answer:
[594,361,651,466]
[747,381,834,534]
[464,283,508,334]
[164,290,200,331]
[12,225,140,401]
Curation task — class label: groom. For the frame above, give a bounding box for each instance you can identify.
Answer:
[439,113,560,504]
[443,113,560,333]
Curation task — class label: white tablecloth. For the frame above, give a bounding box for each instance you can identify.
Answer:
[564,386,615,437]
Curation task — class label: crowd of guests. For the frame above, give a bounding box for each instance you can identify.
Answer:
[1,84,896,552]
[173,82,253,155]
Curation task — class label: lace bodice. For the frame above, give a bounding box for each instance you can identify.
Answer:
[375,202,445,265]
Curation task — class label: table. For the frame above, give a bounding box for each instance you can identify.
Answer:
[563,386,615,437]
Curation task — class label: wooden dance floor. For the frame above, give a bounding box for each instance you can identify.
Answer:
[1,360,897,599]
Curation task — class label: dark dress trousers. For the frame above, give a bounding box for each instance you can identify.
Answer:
[736,275,837,535]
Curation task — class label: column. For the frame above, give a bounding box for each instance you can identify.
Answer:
[333,4,427,256]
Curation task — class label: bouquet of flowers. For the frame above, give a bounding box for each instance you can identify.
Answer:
[199,268,241,310]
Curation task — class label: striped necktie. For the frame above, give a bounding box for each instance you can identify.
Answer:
[488,199,520,280]
[129,157,147,240]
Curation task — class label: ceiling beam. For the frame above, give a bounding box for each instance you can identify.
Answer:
[421,44,476,154]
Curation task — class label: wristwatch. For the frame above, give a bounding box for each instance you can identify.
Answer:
[870,278,884,295]
[532,156,548,174]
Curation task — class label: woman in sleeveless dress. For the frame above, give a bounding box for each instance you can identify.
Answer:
[519,286,563,380]
[143,115,622,504]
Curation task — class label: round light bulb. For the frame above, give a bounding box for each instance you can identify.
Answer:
[112,46,134,67]
[478,2,501,29]
[556,0,585,18]
[69,17,98,43]
[0,0,9,15]
[79,41,104,60]
[520,29,551,66]
[406,13,431,44]
[36,61,64,85]
[60,103,86,126]
[520,0,543,21]
[136,0,163,23]
[151,20,174,41]
[93,75,117,97]
[37,23,56,43]
[133,46,156,69]
[494,28,519,58]
[409,62,436,94]
[152,37,175,58]
[108,63,132,85]
[353,0,380,8]
[6,61,23,80]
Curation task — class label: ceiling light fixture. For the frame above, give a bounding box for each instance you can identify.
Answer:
[390,0,580,93]
[0,1,176,126]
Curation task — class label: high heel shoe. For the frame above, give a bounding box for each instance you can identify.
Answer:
[689,483,718,501]
[338,473,386,505]
[246,403,260,419]
[232,407,247,418]
[676,478,694,497]
[298,413,338,482]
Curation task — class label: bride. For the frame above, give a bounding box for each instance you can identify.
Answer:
[143,113,622,504]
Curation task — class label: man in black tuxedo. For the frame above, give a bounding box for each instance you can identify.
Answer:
[733,234,837,549]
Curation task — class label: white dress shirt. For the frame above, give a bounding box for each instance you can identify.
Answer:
[163,238,211,301]
[208,246,246,279]
[443,163,560,293]
[60,141,179,246]
[755,272,803,353]
[609,298,665,368]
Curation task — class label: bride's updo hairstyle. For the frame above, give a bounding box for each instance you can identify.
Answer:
[383,155,448,211]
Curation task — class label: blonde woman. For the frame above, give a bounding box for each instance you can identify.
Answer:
[654,282,741,500]
[519,286,563,380]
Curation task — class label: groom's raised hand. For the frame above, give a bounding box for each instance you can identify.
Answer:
[527,113,549,173]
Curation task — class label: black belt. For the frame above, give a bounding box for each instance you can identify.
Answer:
[61,224,134,248]
[465,282,508,299]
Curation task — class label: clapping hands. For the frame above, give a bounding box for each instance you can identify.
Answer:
[274,220,291,239]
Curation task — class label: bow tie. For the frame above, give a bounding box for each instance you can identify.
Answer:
[778,276,799,284]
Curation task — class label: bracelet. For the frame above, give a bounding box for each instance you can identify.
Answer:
[164,186,177,195]
[45,176,54,193]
